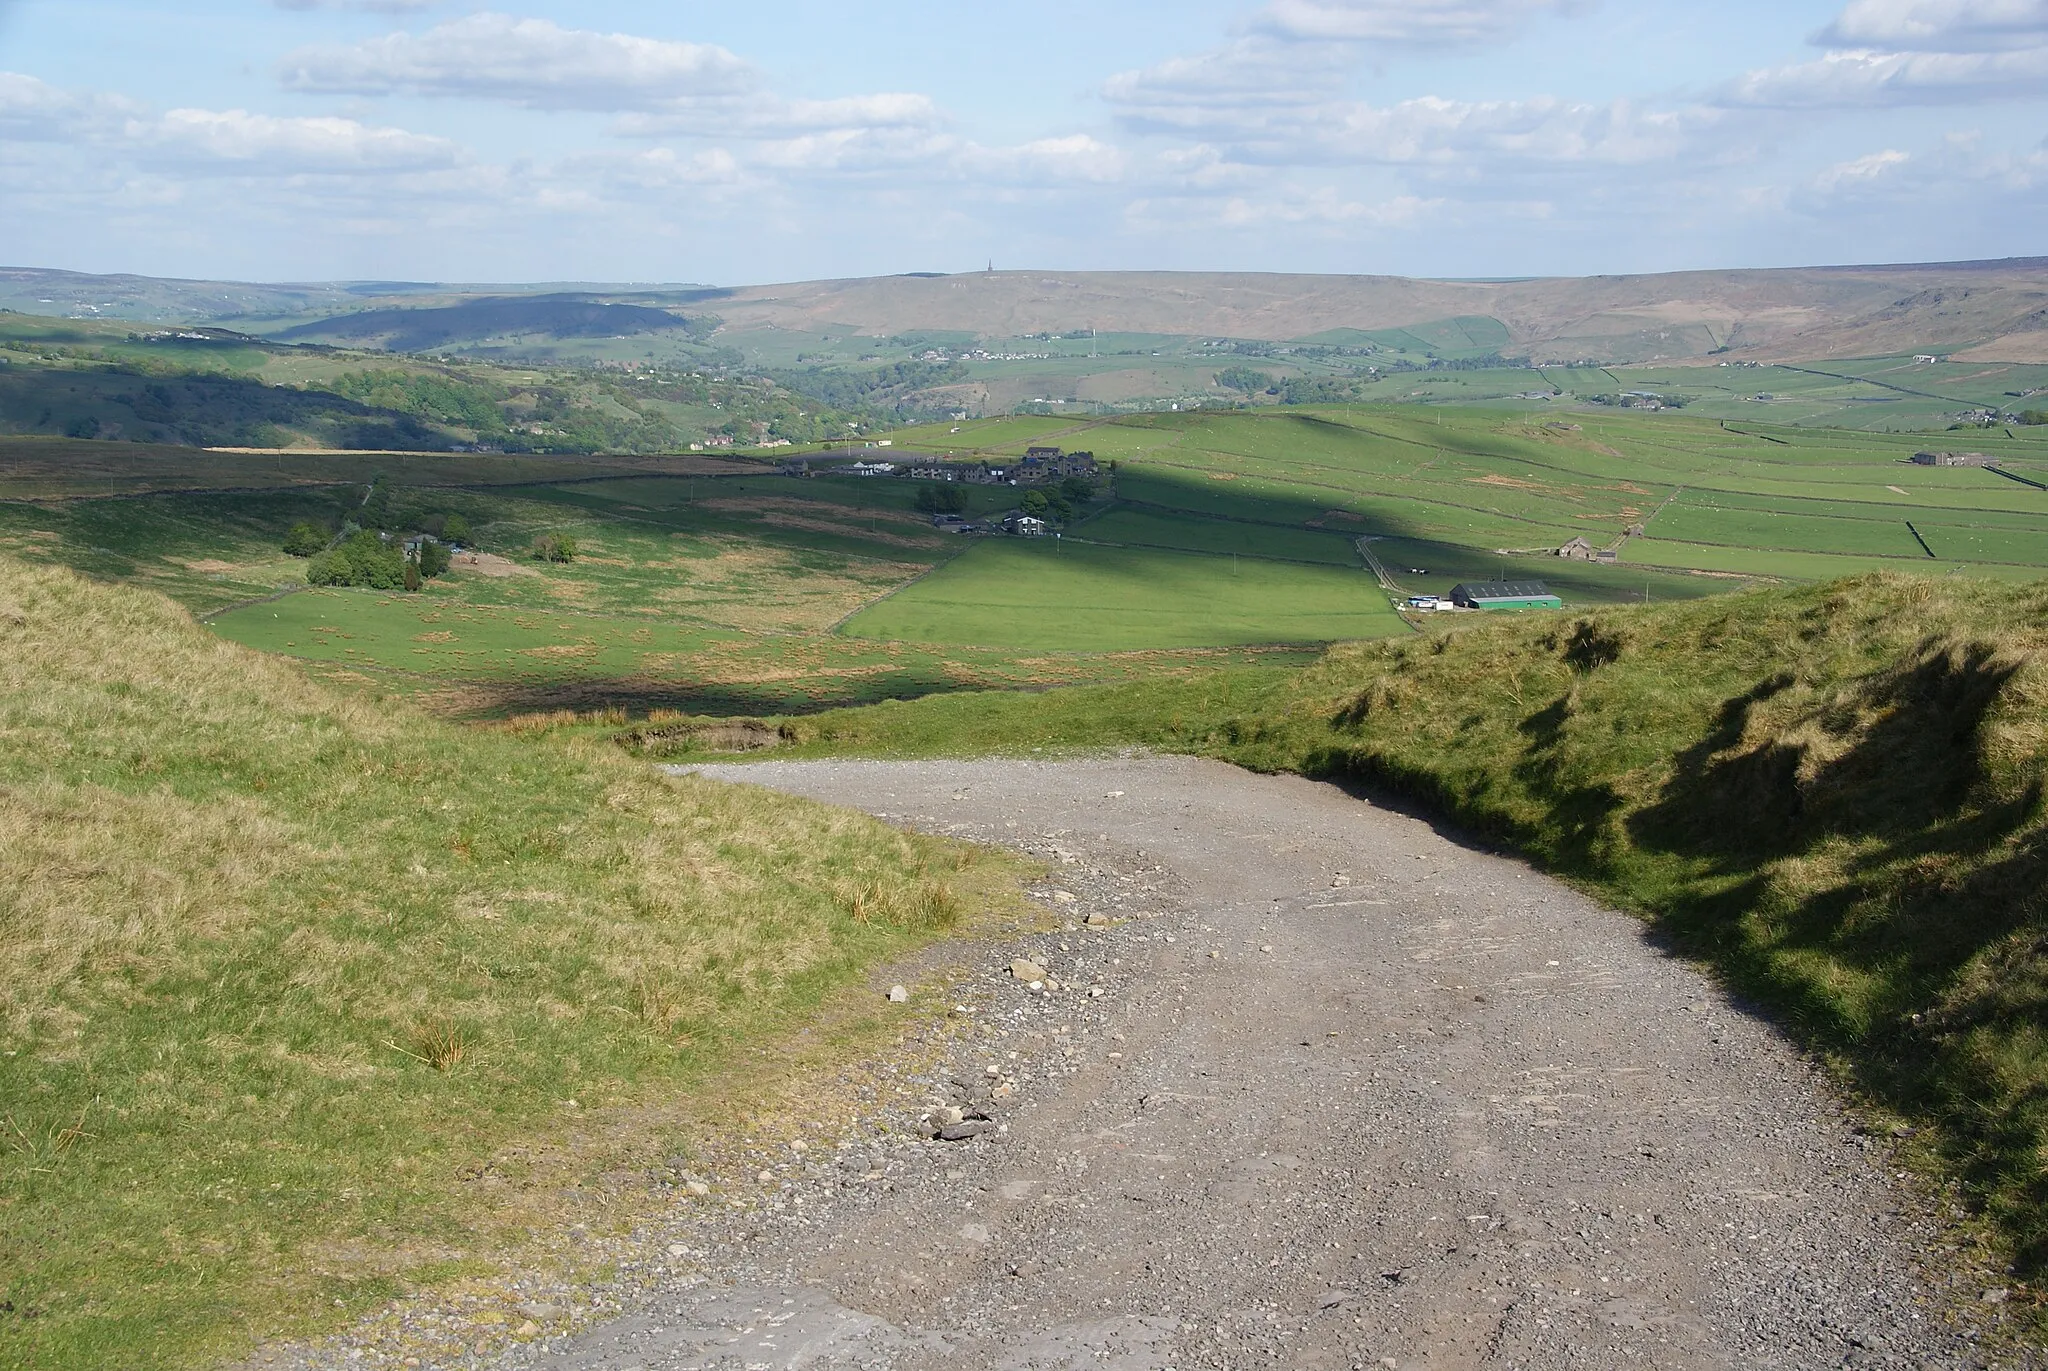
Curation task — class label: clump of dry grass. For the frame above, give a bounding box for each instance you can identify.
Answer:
[833,877,961,931]
[389,1019,470,1072]
[0,554,1019,1371]
[487,704,629,735]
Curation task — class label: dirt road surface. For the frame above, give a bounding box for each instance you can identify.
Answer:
[502,755,1988,1371]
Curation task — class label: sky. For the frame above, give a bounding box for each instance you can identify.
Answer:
[1,0,2044,285]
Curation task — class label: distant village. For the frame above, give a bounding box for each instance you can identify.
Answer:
[776,444,1103,537]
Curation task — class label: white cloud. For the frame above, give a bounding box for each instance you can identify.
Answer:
[1798,132,2048,203]
[1217,187,1439,226]
[143,109,462,173]
[1255,0,1589,46]
[1104,39,1348,120]
[1725,44,2048,105]
[1315,94,1701,166]
[749,126,960,174]
[613,91,945,139]
[279,12,755,110]
[0,70,136,140]
[1728,0,2048,106]
[1109,67,1713,171]
[1811,145,1913,193]
[1816,0,2048,52]
[0,70,463,182]
[988,134,1129,185]
[1104,3,1718,174]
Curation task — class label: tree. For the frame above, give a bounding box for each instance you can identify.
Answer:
[1045,494,1074,521]
[1216,366,1276,395]
[1019,490,1049,518]
[530,531,579,563]
[305,530,405,589]
[914,484,968,515]
[282,522,329,557]
[2020,410,2048,426]
[1059,475,1095,504]
[441,513,473,545]
[416,539,451,578]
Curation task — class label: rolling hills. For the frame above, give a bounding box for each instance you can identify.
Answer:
[702,259,2048,365]
[9,258,2048,369]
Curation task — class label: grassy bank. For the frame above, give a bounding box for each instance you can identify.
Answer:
[679,573,2048,1273]
[0,556,1022,1370]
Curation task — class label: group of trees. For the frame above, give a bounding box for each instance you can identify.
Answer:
[284,506,571,585]
[284,495,468,591]
[913,474,1097,525]
[913,484,969,515]
[1019,476,1097,524]
[529,532,578,563]
[299,529,449,591]
[1216,365,1278,395]
[327,369,504,430]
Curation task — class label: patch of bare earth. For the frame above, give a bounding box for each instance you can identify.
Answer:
[456,552,538,579]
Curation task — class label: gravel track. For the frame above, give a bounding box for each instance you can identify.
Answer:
[273,755,2009,1371]
[554,755,1989,1371]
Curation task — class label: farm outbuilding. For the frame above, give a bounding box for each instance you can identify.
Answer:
[1911,451,1998,468]
[1450,580,1562,610]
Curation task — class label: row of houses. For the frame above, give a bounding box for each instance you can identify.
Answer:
[778,447,1100,486]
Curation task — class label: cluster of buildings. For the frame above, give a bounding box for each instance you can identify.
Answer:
[930,511,1049,537]
[778,446,1100,486]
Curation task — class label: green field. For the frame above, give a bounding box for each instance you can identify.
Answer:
[8,400,2048,721]
[844,539,1410,650]
[883,406,2048,599]
[0,446,1319,716]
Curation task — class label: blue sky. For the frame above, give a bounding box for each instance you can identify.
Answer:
[2,0,2044,284]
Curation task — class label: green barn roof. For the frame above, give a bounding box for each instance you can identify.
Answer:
[1450,580,1562,609]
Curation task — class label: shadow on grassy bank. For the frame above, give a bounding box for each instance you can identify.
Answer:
[684,573,2048,1276]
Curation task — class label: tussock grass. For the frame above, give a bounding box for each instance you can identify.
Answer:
[0,555,1017,1370]
[767,572,2048,1274]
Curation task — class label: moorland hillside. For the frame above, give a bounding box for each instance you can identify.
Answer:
[9,259,2048,365]
[0,554,1012,1370]
[711,260,2048,364]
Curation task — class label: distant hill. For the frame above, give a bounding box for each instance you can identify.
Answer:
[5,259,2047,364]
[270,294,706,352]
[704,260,2048,365]
[0,268,719,328]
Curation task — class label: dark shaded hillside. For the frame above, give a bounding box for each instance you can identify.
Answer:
[274,295,703,352]
[0,363,444,449]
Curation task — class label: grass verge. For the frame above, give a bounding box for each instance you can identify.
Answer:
[672,572,2048,1281]
[0,555,1025,1370]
